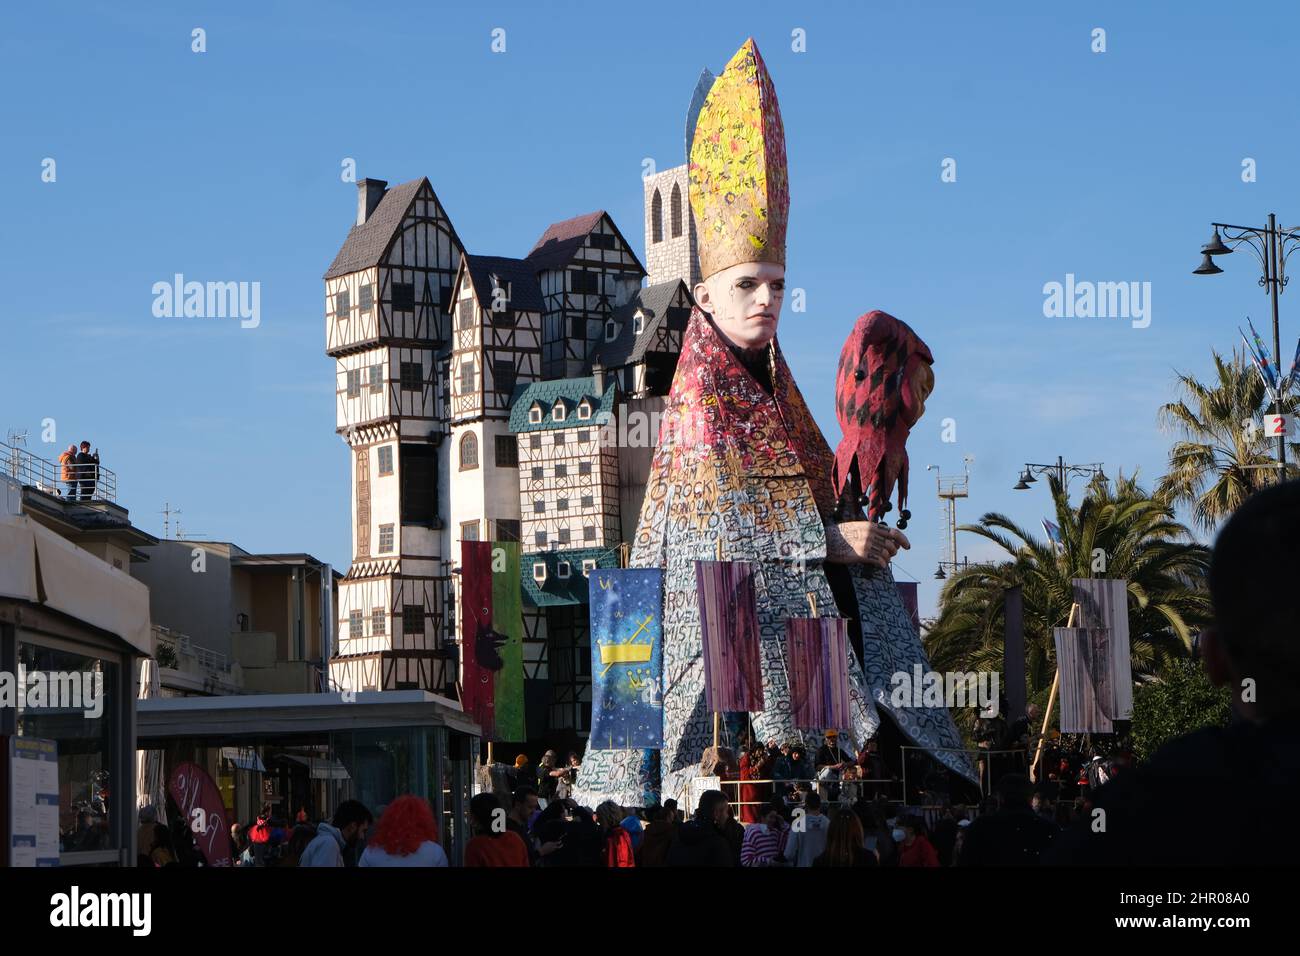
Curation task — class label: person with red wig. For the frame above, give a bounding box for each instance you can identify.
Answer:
[358,795,448,867]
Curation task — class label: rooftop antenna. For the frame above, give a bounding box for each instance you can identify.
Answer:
[160,501,181,540]
[928,456,973,579]
[175,519,208,540]
[4,429,29,482]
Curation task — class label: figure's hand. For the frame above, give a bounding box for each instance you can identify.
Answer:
[830,521,910,567]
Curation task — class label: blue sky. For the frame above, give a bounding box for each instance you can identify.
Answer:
[4,1,1297,617]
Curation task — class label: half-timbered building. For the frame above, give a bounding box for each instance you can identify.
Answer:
[324,167,695,745]
[525,211,647,380]
[324,177,463,694]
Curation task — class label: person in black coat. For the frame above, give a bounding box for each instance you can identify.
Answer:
[74,441,99,501]
[666,791,733,867]
[958,773,1058,866]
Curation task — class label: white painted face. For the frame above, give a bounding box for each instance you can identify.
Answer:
[693,261,786,351]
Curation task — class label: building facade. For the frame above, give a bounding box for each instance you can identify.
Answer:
[324,167,699,744]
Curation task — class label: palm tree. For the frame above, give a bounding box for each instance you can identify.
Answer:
[925,475,1211,729]
[1158,348,1300,533]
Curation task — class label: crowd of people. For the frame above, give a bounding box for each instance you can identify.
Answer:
[136,480,1300,869]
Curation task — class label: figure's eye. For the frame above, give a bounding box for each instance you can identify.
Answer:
[771,282,785,293]
[736,280,755,290]
[854,370,865,382]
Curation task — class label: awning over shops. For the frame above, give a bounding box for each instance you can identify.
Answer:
[0,514,152,656]
[137,690,481,743]
[274,753,350,781]
[220,747,267,772]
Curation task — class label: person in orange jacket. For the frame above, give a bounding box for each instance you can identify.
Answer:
[58,444,78,498]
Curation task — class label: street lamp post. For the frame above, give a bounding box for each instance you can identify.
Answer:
[1013,456,1105,496]
[1193,213,1300,475]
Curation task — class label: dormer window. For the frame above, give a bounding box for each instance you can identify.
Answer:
[581,558,597,576]
[553,401,567,422]
[532,562,548,583]
[577,399,592,421]
[556,561,572,580]
[605,319,619,342]
[633,311,645,335]
[529,405,543,425]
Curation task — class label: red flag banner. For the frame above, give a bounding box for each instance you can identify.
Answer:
[167,762,233,867]
[460,540,497,738]
[786,617,852,731]
[694,559,764,713]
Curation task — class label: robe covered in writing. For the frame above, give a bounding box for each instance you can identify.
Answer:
[573,308,975,806]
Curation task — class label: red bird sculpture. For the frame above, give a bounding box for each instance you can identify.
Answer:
[832,310,935,528]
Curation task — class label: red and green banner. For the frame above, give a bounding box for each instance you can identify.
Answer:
[492,541,525,742]
[460,540,525,742]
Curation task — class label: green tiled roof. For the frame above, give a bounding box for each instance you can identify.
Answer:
[508,376,617,434]
[521,547,621,606]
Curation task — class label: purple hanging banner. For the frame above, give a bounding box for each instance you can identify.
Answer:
[694,560,764,713]
[786,617,852,731]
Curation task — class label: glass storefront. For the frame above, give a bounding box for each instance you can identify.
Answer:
[138,706,479,864]
[15,640,122,860]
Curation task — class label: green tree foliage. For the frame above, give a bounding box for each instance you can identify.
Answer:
[1158,348,1300,532]
[1130,656,1232,762]
[926,475,1212,736]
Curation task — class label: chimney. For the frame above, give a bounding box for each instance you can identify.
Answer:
[591,361,605,396]
[357,179,388,226]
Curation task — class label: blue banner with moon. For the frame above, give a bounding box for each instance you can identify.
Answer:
[589,568,664,751]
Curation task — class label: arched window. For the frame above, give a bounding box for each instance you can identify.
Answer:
[651,188,663,244]
[670,182,683,238]
[459,432,479,470]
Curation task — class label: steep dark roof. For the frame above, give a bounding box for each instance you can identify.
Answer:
[590,280,693,369]
[323,179,431,279]
[524,211,606,270]
[462,254,545,313]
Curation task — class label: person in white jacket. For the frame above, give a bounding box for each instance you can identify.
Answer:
[782,792,830,867]
[299,801,372,867]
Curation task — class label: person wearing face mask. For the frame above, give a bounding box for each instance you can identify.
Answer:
[896,815,939,867]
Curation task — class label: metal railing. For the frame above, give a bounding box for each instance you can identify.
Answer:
[153,624,231,674]
[2,439,117,503]
[901,745,1029,800]
[717,776,906,816]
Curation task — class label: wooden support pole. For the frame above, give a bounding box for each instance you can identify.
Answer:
[713,538,724,751]
[1030,603,1077,783]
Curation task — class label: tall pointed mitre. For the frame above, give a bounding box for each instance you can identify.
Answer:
[688,38,789,280]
